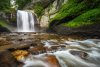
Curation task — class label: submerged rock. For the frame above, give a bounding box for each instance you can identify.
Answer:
[70,50,88,59]
[44,55,61,67]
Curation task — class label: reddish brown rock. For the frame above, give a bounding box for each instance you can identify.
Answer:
[44,55,61,67]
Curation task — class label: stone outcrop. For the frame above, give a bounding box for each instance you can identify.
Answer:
[0,11,16,32]
[48,0,100,34]
[0,50,22,67]
[24,0,67,28]
[39,0,68,28]
[24,0,55,9]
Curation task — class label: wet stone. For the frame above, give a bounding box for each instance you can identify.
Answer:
[28,45,46,55]
[0,50,22,67]
[44,55,61,67]
[70,50,88,59]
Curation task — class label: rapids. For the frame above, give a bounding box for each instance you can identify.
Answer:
[20,39,100,67]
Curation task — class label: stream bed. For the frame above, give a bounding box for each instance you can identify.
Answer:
[0,33,100,67]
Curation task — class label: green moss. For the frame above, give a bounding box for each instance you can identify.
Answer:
[50,0,100,22]
[0,20,9,28]
[63,8,100,28]
[50,0,86,22]
[0,20,13,30]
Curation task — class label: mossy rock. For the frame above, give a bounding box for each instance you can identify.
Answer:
[48,0,100,34]
[0,20,13,32]
[50,0,100,25]
[63,8,100,28]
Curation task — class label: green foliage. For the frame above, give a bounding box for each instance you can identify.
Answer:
[0,0,11,11]
[16,0,32,9]
[16,0,44,17]
[4,8,16,13]
[34,2,44,17]
[63,8,100,28]
[51,0,100,22]
[0,20,14,31]
[50,0,85,22]
[0,20,10,28]
[49,0,100,28]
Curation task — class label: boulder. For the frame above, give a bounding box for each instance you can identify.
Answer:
[70,50,88,59]
[0,50,23,67]
[0,25,10,32]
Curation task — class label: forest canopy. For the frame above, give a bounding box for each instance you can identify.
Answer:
[0,0,32,11]
[0,0,11,11]
[16,0,32,9]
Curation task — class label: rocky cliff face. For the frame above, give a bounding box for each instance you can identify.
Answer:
[26,0,100,34]
[24,0,67,28]
[38,0,68,29]
[46,0,100,34]
[24,0,55,9]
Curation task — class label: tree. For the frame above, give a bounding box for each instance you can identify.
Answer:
[16,0,32,9]
[0,0,11,11]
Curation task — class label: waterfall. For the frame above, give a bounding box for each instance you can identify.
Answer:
[17,10,35,32]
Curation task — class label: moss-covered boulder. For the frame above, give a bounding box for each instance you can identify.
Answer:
[49,0,100,34]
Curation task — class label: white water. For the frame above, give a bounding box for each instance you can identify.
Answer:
[54,39,100,67]
[17,10,35,32]
[18,39,100,67]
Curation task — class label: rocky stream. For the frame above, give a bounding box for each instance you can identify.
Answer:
[0,33,100,67]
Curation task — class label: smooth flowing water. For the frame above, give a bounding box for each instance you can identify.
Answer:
[19,39,100,67]
[17,10,35,32]
[1,33,100,67]
[54,39,100,67]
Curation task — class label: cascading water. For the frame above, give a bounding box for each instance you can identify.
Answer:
[17,10,35,32]
[15,38,100,67]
